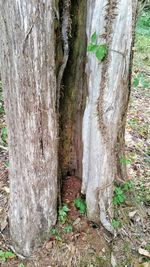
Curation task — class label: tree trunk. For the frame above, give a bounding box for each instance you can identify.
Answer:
[0,0,138,256]
[0,0,57,256]
[82,0,138,232]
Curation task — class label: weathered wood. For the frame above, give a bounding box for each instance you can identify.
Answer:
[82,0,138,232]
[0,0,57,256]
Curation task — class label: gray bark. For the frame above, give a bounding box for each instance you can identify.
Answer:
[0,0,57,256]
[82,0,138,233]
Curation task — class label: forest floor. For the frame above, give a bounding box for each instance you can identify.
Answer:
[0,8,150,267]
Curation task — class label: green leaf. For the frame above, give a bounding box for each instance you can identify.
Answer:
[87,43,98,52]
[96,44,108,61]
[113,186,126,205]
[18,264,25,267]
[56,235,62,241]
[58,204,69,223]
[64,225,73,233]
[112,219,122,228]
[133,77,139,87]
[120,157,132,165]
[59,210,66,216]
[91,32,97,43]
[51,228,58,236]
[74,198,87,214]
[1,127,8,144]
[62,205,69,212]
[50,228,62,241]
[0,250,15,262]
[4,251,15,259]
[112,196,118,205]
[118,194,125,203]
[114,187,123,195]
[123,181,134,191]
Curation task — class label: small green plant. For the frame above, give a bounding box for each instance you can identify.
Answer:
[113,181,134,206]
[120,156,132,165]
[87,32,108,61]
[128,118,138,127]
[0,250,15,262]
[64,224,73,233]
[50,228,62,241]
[1,127,8,144]
[113,187,126,205]
[133,73,150,88]
[18,263,25,267]
[111,219,122,228]
[58,204,69,224]
[74,197,87,214]
[133,76,140,87]
[123,180,134,191]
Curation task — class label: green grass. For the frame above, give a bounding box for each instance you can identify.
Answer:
[134,9,150,68]
[134,34,150,67]
[136,11,150,36]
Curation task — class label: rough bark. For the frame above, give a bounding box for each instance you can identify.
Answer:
[82,0,138,232]
[0,0,57,256]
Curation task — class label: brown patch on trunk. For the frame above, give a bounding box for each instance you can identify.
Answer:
[58,0,87,179]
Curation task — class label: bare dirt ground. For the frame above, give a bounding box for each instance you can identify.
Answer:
[0,10,150,267]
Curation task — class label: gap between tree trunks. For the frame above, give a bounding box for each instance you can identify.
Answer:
[57,0,87,181]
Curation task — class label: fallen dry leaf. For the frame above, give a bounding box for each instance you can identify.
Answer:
[111,253,117,267]
[45,241,53,250]
[0,216,8,231]
[2,186,10,194]
[129,210,138,218]
[138,248,150,258]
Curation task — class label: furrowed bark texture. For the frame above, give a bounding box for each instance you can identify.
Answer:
[0,0,57,256]
[82,0,138,232]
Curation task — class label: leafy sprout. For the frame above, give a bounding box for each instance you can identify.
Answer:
[111,219,122,228]
[87,32,108,61]
[1,127,8,144]
[64,225,73,233]
[113,187,126,205]
[58,204,70,224]
[0,250,15,262]
[50,228,62,241]
[113,181,134,206]
[74,197,87,214]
